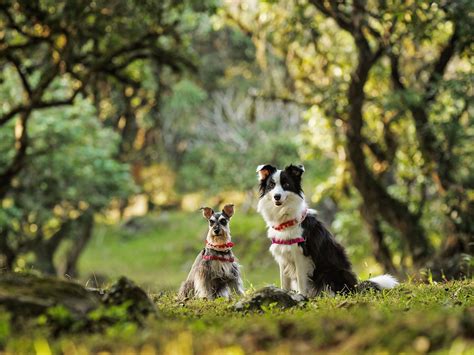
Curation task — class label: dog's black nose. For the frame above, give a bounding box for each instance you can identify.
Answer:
[213,228,220,234]
[274,194,281,201]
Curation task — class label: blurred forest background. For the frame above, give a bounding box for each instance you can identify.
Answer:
[0,0,472,290]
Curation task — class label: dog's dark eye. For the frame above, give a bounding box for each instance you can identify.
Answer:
[209,220,215,226]
[220,219,227,226]
[283,182,290,188]
[268,181,275,189]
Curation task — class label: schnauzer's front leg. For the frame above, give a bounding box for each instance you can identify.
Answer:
[215,286,231,299]
[194,275,213,299]
[230,277,244,296]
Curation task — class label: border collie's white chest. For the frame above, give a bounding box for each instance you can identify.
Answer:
[268,226,311,276]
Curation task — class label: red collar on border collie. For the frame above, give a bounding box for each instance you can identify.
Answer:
[271,236,305,245]
[272,208,308,231]
[202,254,235,262]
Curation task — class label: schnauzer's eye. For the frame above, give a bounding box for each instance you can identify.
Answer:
[209,220,215,226]
[268,181,275,189]
[220,219,227,226]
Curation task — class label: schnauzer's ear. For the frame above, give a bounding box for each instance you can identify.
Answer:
[256,164,277,181]
[200,207,214,220]
[285,164,305,178]
[222,204,235,219]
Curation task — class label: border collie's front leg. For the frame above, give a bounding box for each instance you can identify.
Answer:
[294,252,310,296]
[279,263,292,291]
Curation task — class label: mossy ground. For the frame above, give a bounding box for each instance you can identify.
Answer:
[2,280,473,354]
[5,212,472,353]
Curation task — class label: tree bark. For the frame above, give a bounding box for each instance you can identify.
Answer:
[0,230,16,271]
[343,36,431,266]
[359,205,398,276]
[61,212,94,278]
[32,220,72,275]
[308,0,432,268]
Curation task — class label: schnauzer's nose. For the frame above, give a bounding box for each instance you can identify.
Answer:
[274,194,281,201]
[213,227,220,234]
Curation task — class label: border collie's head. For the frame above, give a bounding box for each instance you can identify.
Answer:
[201,204,234,243]
[256,164,305,207]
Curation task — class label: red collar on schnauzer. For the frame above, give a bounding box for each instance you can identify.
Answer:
[271,237,305,245]
[202,255,235,262]
[206,241,234,249]
[272,208,308,231]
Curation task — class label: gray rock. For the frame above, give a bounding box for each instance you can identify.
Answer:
[234,286,307,311]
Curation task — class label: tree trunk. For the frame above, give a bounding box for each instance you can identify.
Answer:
[61,213,94,278]
[32,220,73,275]
[34,244,57,275]
[359,205,398,276]
[0,230,16,271]
[344,36,431,267]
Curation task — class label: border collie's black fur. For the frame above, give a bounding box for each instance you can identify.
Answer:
[300,215,357,293]
[257,164,398,296]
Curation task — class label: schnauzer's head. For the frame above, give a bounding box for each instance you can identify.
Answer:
[201,204,234,241]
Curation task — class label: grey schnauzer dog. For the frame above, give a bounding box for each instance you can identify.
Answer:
[178,204,244,299]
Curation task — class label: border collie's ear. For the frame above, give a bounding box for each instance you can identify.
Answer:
[256,164,277,181]
[222,204,235,218]
[200,207,214,220]
[285,164,305,178]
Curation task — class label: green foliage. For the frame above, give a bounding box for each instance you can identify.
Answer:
[1,102,133,216]
[0,311,11,347]
[88,302,133,324]
[37,305,74,329]
[177,92,309,192]
[0,95,134,272]
[219,0,473,273]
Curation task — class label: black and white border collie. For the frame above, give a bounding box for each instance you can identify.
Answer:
[257,164,398,297]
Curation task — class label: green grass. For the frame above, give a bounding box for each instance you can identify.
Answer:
[4,211,473,353]
[78,210,384,292]
[3,281,473,354]
[78,211,280,291]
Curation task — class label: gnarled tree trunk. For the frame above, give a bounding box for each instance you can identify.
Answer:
[61,212,94,278]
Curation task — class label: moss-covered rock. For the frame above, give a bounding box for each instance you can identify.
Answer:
[102,276,156,321]
[0,272,100,320]
[234,286,307,311]
[0,273,155,326]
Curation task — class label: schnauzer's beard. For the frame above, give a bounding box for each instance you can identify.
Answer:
[207,230,231,245]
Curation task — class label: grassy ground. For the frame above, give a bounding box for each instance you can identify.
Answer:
[78,210,382,292]
[3,212,473,353]
[3,281,473,354]
[78,211,280,291]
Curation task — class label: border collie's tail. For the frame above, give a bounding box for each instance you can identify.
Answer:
[356,274,399,291]
[368,274,399,289]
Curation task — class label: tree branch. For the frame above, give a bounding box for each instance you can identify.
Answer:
[7,54,33,98]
